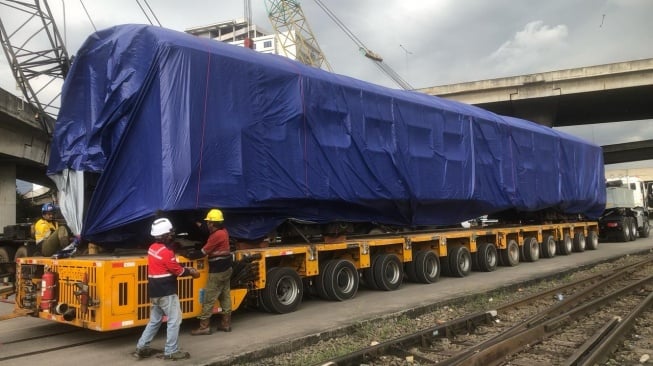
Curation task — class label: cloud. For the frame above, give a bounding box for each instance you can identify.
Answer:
[486,21,569,76]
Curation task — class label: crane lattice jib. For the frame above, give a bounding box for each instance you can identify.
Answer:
[264,0,332,72]
[0,0,70,134]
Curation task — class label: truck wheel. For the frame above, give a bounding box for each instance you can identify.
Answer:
[586,231,599,250]
[476,243,497,272]
[448,245,471,277]
[541,235,557,258]
[0,246,17,276]
[629,218,638,241]
[373,253,403,291]
[260,267,303,314]
[558,234,573,255]
[573,232,586,252]
[523,237,540,262]
[639,220,650,238]
[362,255,379,290]
[315,260,334,300]
[322,259,359,301]
[500,239,520,267]
[412,250,440,283]
[619,218,631,242]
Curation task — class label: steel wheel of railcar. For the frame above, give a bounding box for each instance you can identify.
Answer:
[411,250,440,283]
[500,239,520,267]
[522,237,540,262]
[573,232,586,252]
[640,220,650,238]
[476,243,497,272]
[362,255,379,290]
[629,217,638,241]
[323,259,359,301]
[373,253,403,291]
[260,267,303,314]
[541,235,557,258]
[448,245,472,277]
[586,230,599,250]
[619,218,631,242]
[558,233,573,255]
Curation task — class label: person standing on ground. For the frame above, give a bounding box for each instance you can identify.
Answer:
[191,208,233,335]
[133,217,200,360]
[33,203,70,257]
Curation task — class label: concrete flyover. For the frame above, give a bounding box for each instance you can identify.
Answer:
[0,87,54,226]
[419,58,653,128]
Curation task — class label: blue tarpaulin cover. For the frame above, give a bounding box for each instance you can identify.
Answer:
[48,24,606,244]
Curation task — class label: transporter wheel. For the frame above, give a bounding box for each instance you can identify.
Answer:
[260,267,303,314]
[640,220,650,238]
[586,231,599,250]
[322,259,359,301]
[448,245,472,277]
[541,235,557,258]
[500,239,520,267]
[362,255,379,290]
[573,232,586,252]
[629,218,638,241]
[0,246,15,264]
[315,260,333,300]
[373,253,403,291]
[523,237,540,262]
[619,218,631,242]
[410,250,440,283]
[558,233,573,255]
[476,243,497,272]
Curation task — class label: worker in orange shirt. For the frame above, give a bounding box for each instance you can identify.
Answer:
[191,208,233,335]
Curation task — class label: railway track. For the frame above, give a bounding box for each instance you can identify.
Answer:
[313,256,653,366]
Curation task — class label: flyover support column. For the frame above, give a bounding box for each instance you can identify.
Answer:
[0,162,17,229]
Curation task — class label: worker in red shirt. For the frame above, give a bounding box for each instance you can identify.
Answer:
[134,217,200,360]
[191,208,233,335]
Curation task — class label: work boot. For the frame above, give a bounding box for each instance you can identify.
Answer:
[191,318,212,335]
[216,313,231,332]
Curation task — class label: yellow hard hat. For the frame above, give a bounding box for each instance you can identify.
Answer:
[204,209,224,222]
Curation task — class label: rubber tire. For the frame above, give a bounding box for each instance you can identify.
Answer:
[558,233,573,255]
[315,260,333,300]
[0,246,16,263]
[541,235,557,258]
[372,253,403,291]
[362,255,379,290]
[629,217,638,241]
[412,251,440,283]
[322,259,359,301]
[586,231,599,250]
[476,243,497,272]
[619,218,631,242]
[500,239,520,267]
[523,237,540,262]
[640,219,650,238]
[448,245,472,277]
[15,244,38,258]
[260,267,303,314]
[573,232,586,252]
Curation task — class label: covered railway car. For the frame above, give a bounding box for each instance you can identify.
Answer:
[48,24,605,246]
[8,24,606,331]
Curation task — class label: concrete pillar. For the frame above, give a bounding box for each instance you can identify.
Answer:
[0,162,17,230]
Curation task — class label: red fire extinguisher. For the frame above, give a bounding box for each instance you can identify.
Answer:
[40,271,58,311]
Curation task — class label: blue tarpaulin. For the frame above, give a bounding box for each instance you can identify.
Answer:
[48,24,606,245]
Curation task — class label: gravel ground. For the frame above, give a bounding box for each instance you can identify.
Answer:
[227,253,653,366]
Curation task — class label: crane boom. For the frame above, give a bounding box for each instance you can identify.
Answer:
[264,0,332,71]
[0,0,70,134]
[312,0,412,90]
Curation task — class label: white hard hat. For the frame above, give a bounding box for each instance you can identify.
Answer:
[151,218,173,236]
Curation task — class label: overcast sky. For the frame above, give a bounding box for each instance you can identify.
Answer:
[1,0,652,170]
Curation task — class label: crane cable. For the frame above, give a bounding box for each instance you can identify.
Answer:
[311,0,412,90]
